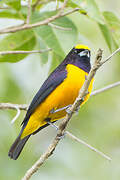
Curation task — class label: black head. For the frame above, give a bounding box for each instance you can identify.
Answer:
[61,44,91,73]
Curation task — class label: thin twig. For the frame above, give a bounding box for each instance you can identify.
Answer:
[91,81,120,96]
[0,49,52,55]
[66,131,111,161]
[32,0,41,11]
[0,8,80,34]
[56,0,59,10]
[26,0,31,24]
[11,107,21,124]
[101,47,120,65]
[47,122,112,161]
[0,103,28,111]
[0,6,11,9]
[32,0,52,11]
[60,0,68,12]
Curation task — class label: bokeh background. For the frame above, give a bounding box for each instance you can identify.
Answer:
[0,0,120,179]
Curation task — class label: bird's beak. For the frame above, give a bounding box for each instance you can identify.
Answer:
[79,50,90,57]
[84,50,89,55]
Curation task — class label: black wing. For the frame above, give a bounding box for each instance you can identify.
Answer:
[22,65,67,127]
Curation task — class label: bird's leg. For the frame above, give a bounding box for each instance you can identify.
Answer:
[50,104,80,115]
[57,132,66,140]
[50,104,72,114]
[45,118,58,130]
[45,118,66,139]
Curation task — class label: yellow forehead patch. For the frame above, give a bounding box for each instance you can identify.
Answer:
[75,44,90,50]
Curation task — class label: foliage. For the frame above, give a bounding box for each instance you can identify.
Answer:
[0,0,120,64]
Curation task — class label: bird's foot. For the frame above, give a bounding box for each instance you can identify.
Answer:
[45,119,58,131]
[57,132,66,140]
[65,105,80,115]
[50,104,72,114]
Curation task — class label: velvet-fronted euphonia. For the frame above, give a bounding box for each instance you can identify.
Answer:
[8,44,94,160]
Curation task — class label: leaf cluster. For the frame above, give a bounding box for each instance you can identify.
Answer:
[0,0,119,68]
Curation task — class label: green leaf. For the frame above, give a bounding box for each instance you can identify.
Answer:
[32,0,37,3]
[35,37,49,64]
[4,0,21,11]
[65,0,103,23]
[0,6,27,20]
[35,24,65,58]
[51,16,78,54]
[32,11,78,60]
[0,10,23,19]
[32,11,65,58]
[103,11,120,47]
[0,65,23,102]
[50,52,63,73]
[32,0,39,4]
[0,30,36,63]
[98,23,116,52]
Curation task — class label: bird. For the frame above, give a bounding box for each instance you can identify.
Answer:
[8,44,94,160]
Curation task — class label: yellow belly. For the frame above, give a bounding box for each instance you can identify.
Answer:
[21,64,94,138]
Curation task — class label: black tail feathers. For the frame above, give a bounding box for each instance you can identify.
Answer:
[8,135,30,160]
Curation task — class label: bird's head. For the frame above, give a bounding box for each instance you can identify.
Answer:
[63,44,91,73]
[73,44,91,59]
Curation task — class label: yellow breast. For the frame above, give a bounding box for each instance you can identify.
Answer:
[21,64,93,138]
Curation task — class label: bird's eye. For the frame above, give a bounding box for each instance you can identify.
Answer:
[78,50,90,58]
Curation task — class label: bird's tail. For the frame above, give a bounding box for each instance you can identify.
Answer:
[8,134,30,160]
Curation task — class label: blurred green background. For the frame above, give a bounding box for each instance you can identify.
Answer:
[0,0,120,179]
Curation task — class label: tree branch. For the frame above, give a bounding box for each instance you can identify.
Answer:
[101,47,120,65]
[91,81,120,96]
[0,103,28,111]
[0,49,52,55]
[32,0,41,11]
[0,6,11,9]
[0,8,80,34]
[26,0,31,24]
[11,107,21,124]
[56,0,59,10]
[66,131,111,161]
